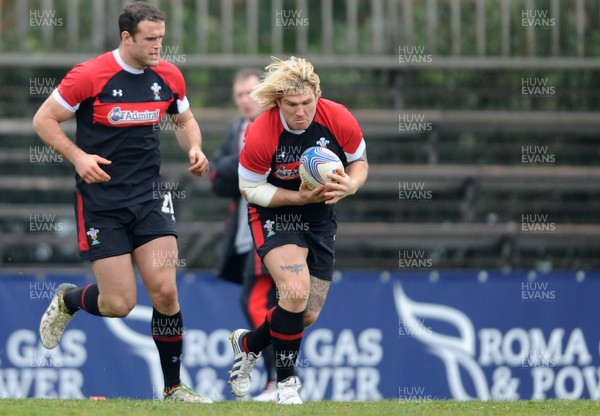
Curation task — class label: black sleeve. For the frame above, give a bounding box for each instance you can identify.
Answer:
[210,122,242,198]
[211,153,241,198]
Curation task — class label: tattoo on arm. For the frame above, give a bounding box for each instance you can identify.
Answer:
[280,263,306,274]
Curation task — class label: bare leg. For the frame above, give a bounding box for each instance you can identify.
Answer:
[90,254,137,317]
[263,244,310,313]
[304,276,331,327]
[133,235,179,314]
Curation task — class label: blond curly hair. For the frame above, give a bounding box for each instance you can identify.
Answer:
[250,56,321,110]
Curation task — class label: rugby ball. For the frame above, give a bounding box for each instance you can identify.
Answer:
[299,146,344,190]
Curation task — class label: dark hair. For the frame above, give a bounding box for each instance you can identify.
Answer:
[233,68,263,83]
[118,2,165,37]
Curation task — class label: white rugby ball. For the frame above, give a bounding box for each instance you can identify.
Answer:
[299,146,344,190]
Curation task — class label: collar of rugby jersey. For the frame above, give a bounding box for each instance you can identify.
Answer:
[279,108,306,135]
[113,49,145,75]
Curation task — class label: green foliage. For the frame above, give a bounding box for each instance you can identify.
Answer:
[2,1,599,113]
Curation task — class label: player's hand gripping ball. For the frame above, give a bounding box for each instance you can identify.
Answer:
[299,146,345,190]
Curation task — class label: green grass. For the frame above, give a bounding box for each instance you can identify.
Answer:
[1,399,600,416]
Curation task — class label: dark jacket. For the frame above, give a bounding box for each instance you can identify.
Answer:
[210,117,248,284]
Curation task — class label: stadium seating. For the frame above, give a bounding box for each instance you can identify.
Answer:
[0,0,598,269]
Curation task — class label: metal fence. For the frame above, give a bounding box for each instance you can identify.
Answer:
[0,0,598,69]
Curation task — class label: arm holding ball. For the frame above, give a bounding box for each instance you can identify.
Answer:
[323,152,369,205]
[238,166,327,208]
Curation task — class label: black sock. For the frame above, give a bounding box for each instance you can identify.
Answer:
[261,344,278,383]
[151,308,184,391]
[244,307,275,354]
[62,283,102,316]
[269,306,304,383]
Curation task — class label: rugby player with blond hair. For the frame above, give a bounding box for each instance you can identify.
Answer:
[227,56,368,404]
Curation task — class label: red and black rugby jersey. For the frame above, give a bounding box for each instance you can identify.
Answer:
[53,49,188,210]
[239,98,366,221]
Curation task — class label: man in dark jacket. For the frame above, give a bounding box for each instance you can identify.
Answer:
[210,68,278,401]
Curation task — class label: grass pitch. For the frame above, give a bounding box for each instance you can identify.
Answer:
[1,399,600,416]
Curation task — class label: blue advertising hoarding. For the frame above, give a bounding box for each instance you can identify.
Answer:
[0,269,597,401]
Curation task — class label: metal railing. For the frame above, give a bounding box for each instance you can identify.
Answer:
[0,0,598,69]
